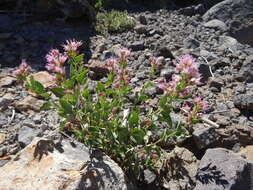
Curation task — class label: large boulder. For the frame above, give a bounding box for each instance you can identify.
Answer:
[195,148,253,190]
[0,137,134,190]
[203,0,253,33]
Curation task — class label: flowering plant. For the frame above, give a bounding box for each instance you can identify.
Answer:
[20,40,208,179]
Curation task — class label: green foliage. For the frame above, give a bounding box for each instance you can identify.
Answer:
[95,10,135,35]
[26,44,205,180]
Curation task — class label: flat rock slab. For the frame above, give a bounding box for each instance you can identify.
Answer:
[195,148,253,190]
[0,137,132,190]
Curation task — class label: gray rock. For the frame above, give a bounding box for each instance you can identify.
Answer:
[209,77,223,91]
[160,67,174,80]
[134,24,147,34]
[0,93,15,110]
[234,94,253,112]
[163,147,199,190]
[144,169,157,184]
[0,137,134,190]
[129,41,145,51]
[203,0,253,28]
[139,15,147,25]
[204,19,228,32]
[240,55,253,82]
[193,124,219,149]
[219,36,238,52]
[183,37,200,49]
[198,64,212,83]
[18,126,41,147]
[145,86,163,97]
[195,148,253,190]
[157,46,174,59]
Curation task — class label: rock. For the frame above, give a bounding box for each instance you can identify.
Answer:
[239,145,253,161]
[204,19,228,32]
[129,41,145,51]
[0,76,16,88]
[0,134,5,144]
[193,124,219,149]
[183,37,200,49]
[29,71,55,88]
[143,169,157,184]
[209,77,223,91]
[203,0,253,33]
[139,15,147,25]
[240,55,253,82]
[145,86,163,97]
[15,96,45,112]
[160,67,174,80]
[219,36,238,52]
[157,46,174,59]
[195,148,253,190]
[18,126,41,147]
[198,64,212,83]
[0,93,15,110]
[163,147,199,190]
[234,94,253,112]
[0,137,134,190]
[134,24,147,34]
[87,61,109,80]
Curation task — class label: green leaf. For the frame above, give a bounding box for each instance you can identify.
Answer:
[59,99,73,114]
[131,128,145,144]
[51,87,65,98]
[97,82,105,92]
[128,110,139,128]
[40,101,52,110]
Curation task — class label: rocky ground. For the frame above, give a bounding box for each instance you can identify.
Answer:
[1,0,253,189]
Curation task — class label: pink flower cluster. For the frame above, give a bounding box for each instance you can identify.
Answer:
[105,48,131,88]
[13,59,31,77]
[116,48,131,60]
[176,54,202,85]
[63,39,83,53]
[182,97,209,123]
[45,49,67,75]
[157,54,202,98]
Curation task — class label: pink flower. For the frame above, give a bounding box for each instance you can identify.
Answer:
[193,97,209,111]
[105,58,118,72]
[63,39,83,53]
[182,102,192,112]
[13,59,31,77]
[46,49,67,66]
[157,83,167,90]
[117,48,131,59]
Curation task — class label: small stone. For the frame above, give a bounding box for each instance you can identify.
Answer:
[157,46,174,59]
[144,169,157,184]
[134,24,147,34]
[0,76,16,88]
[198,64,212,83]
[234,94,253,112]
[18,126,41,147]
[29,72,55,88]
[204,19,228,31]
[160,67,174,80]
[209,77,223,90]
[15,96,45,112]
[0,93,15,110]
[193,124,219,149]
[0,134,6,144]
[145,86,163,97]
[183,37,200,49]
[129,41,145,51]
[139,15,147,25]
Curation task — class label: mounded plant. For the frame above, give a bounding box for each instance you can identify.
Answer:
[14,40,208,179]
